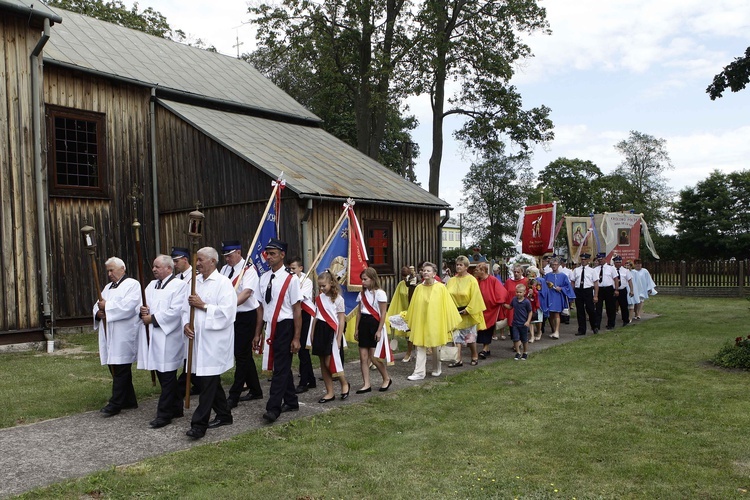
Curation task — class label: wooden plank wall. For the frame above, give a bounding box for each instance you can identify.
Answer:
[0,14,42,333]
[156,107,301,255]
[307,201,441,298]
[44,67,153,320]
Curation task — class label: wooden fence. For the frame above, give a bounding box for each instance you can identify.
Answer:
[647,260,748,297]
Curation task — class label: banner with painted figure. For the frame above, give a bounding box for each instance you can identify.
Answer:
[521,202,557,256]
[600,213,660,261]
[566,216,596,264]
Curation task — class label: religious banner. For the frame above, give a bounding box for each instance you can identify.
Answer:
[566,216,596,264]
[600,212,641,262]
[521,202,556,256]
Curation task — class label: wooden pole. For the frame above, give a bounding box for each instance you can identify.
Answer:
[185,242,198,409]
[303,204,350,284]
[233,180,280,291]
[133,221,156,386]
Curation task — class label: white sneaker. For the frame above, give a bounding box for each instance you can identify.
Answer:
[407,374,424,381]
[431,371,442,377]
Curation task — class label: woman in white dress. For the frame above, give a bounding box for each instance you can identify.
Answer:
[629,259,657,319]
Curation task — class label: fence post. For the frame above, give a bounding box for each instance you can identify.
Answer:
[740,260,745,298]
[680,260,687,295]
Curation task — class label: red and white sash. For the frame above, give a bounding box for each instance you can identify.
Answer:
[360,291,393,364]
[261,272,293,372]
[316,295,345,376]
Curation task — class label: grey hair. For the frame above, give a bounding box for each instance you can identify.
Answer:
[550,258,560,265]
[105,257,126,270]
[155,254,173,270]
[512,264,524,273]
[197,247,219,264]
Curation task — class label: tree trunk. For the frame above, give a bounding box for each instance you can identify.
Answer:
[428,3,449,197]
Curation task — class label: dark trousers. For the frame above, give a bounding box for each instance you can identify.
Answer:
[574,288,597,334]
[191,374,231,430]
[177,359,201,397]
[155,369,182,420]
[229,309,262,400]
[615,288,630,325]
[267,319,298,417]
[595,285,616,329]
[109,363,137,409]
[297,312,316,388]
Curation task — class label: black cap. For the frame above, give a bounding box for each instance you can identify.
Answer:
[221,240,242,255]
[171,247,189,259]
[265,238,288,253]
[581,253,591,259]
[613,255,623,262]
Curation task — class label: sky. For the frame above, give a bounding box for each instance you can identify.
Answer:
[136,0,749,214]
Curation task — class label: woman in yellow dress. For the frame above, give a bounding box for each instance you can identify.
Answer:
[445,255,486,366]
[386,266,416,361]
[405,262,462,380]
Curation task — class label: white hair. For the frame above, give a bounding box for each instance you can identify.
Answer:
[155,254,173,270]
[105,257,126,270]
[197,247,219,264]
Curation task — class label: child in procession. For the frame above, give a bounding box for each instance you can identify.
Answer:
[505,284,533,360]
[354,268,392,393]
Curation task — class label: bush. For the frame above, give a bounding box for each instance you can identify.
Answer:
[712,336,750,370]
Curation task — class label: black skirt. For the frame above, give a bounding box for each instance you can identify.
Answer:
[357,314,379,348]
[311,320,335,357]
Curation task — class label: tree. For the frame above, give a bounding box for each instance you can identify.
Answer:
[459,154,532,258]
[707,47,750,100]
[536,158,606,216]
[249,0,414,163]
[413,0,554,196]
[674,169,750,259]
[613,131,675,230]
[47,0,171,37]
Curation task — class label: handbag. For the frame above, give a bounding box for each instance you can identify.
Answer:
[440,344,458,361]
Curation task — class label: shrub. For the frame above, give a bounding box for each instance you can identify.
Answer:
[712,335,750,370]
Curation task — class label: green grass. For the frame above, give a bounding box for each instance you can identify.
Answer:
[11,296,750,499]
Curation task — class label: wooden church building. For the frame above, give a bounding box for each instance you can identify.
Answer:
[0,0,449,344]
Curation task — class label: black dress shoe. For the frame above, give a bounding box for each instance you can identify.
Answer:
[575,332,586,336]
[262,411,278,423]
[318,396,335,404]
[379,379,393,392]
[207,418,233,429]
[172,410,184,419]
[340,389,350,400]
[100,405,120,417]
[593,328,599,334]
[239,392,263,402]
[122,402,138,410]
[226,397,238,409]
[281,404,299,413]
[355,387,372,394]
[295,385,309,394]
[186,427,205,439]
[149,418,171,429]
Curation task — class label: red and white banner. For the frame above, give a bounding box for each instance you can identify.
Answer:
[601,213,641,262]
[347,206,368,290]
[521,202,556,256]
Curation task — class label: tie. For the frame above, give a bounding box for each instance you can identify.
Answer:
[111,280,119,289]
[265,274,275,303]
[578,267,585,290]
[180,273,184,280]
[617,268,622,289]
[599,266,603,283]
[155,280,162,290]
[227,267,234,279]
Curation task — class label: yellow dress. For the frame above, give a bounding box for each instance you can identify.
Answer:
[386,280,411,337]
[445,274,487,331]
[404,282,462,347]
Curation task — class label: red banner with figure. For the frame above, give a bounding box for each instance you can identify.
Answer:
[521,203,556,256]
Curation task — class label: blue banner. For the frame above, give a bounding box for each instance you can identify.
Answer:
[250,201,277,276]
[315,217,359,315]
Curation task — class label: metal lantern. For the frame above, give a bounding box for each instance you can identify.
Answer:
[81,224,97,252]
[188,209,204,239]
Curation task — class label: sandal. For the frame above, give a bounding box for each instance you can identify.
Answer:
[478,351,487,359]
[448,361,463,368]
[470,359,478,366]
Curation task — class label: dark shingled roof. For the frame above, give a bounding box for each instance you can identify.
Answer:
[40,8,448,208]
[0,0,62,23]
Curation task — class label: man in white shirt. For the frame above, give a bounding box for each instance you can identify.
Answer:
[612,256,635,327]
[288,256,317,393]
[593,252,617,331]
[572,253,599,336]
[137,255,188,428]
[220,240,263,408]
[94,257,142,417]
[184,247,237,439]
[253,239,302,423]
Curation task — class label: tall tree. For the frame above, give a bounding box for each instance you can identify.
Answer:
[536,158,606,216]
[459,154,532,257]
[250,0,414,162]
[707,47,750,100]
[413,0,554,196]
[613,130,674,230]
[674,169,750,259]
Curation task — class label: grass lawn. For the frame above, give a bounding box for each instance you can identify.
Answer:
[10,296,750,499]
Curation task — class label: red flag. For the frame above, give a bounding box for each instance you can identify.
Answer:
[347,206,369,290]
[522,203,555,255]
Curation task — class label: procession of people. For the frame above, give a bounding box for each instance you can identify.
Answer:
[92,233,656,439]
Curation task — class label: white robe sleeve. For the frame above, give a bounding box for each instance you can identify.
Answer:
[105,279,142,322]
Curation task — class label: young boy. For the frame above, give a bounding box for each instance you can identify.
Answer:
[505,284,533,360]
